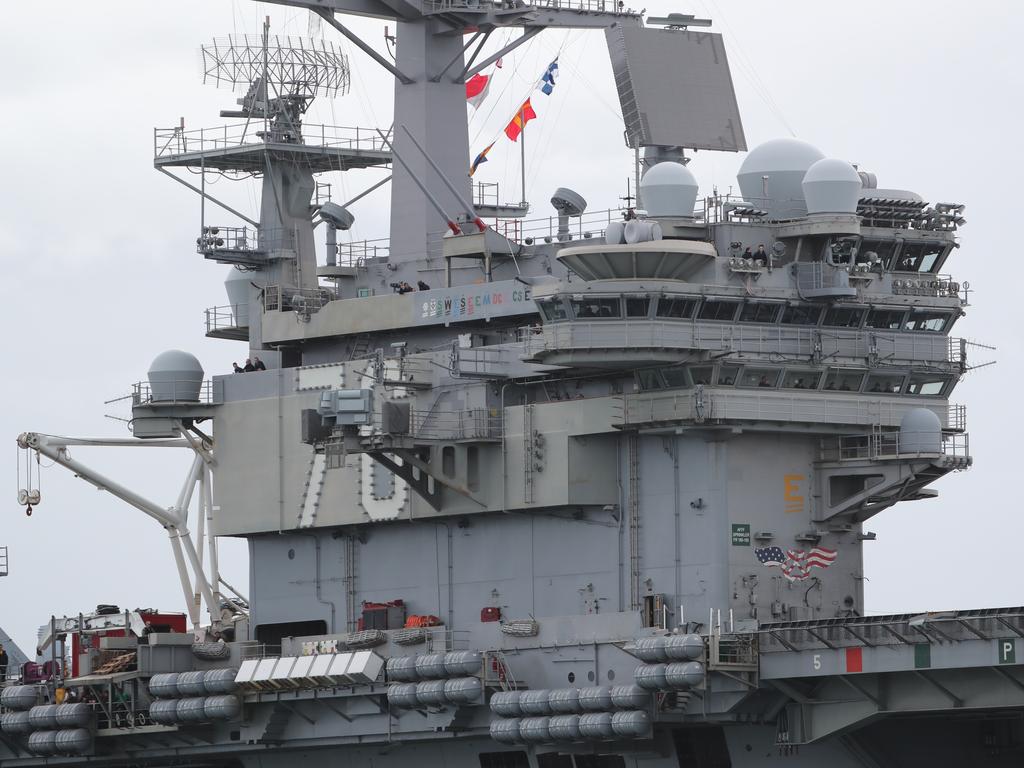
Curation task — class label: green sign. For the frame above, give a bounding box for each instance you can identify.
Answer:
[731,523,751,546]
[913,643,931,669]
[999,638,1016,665]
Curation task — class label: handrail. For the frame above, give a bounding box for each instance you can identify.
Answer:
[154,122,390,159]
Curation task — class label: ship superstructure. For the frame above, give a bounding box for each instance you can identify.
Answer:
[3,3,1022,768]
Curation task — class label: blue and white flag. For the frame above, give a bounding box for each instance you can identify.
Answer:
[539,58,559,95]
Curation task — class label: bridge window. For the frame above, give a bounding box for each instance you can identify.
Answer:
[662,367,689,388]
[740,301,782,323]
[859,238,900,269]
[865,308,907,330]
[781,304,822,325]
[823,371,864,392]
[625,297,651,318]
[637,369,664,391]
[896,241,947,273]
[716,365,739,386]
[739,367,781,388]
[479,752,529,768]
[906,374,947,396]
[904,309,950,332]
[698,299,741,321]
[570,297,621,319]
[782,370,822,389]
[865,373,905,394]
[690,366,714,386]
[823,306,865,328]
[538,299,569,322]
[656,297,698,319]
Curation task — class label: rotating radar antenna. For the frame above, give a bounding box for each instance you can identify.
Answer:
[201,18,350,125]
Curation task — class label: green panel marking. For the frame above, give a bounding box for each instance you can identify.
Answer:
[731,523,751,546]
[913,643,931,669]
[999,638,1016,665]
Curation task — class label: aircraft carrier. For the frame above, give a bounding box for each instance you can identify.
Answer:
[4,1,1021,766]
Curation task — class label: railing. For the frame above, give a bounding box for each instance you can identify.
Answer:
[523,320,965,371]
[197,226,296,256]
[132,379,219,406]
[426,0,634,13]
[757,607,1024,653]
[205,304,249,334]
[622,389,963,432]
[237,642,282,661]
[892,273,966,303]
[496,207,627,244]
[265,285,337,313]
[819,431,970,462]
[336,238,390,266]
[154,123,390,159]
[409,407,502,440]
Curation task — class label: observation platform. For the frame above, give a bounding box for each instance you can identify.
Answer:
[154,123,391,174]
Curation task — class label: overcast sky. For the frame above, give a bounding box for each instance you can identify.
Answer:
[1,0,1020,654]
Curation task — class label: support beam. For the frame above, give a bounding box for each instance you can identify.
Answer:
[912,670,962,707]
[837,675,883,707]
[462,27,543,81]
[432,30,484,82]
[157,168,259,228]
[314,8,415,84]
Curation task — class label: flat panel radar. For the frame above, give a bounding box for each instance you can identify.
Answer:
[605,25,746,152]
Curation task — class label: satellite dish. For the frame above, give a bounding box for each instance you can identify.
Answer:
[551,188,587,218]
[320,202,355,230]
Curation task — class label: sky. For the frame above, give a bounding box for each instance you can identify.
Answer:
[1,0,1021,654]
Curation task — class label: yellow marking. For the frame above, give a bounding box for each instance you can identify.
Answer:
[784,474,805,513]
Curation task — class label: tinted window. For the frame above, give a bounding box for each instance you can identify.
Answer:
[698,300,741,321]
[897,241,946,273]
[662,367,689,388]
[823,371,863,392]
[859,238,900,269]
[539,299,569,322]
[906,374,947,396]
[716,366,739,386]
[570,297,621,319]
[625,297,651,318]
[480,752,530,768]
[740,302,781,323]
[656,297,697,319]
[865,309,906,329]
[689,366,714,386]
[823,306,865,328]
[781,305,822,325]
[782,371,821,389]
[904,310,950,332]
[637,369,664,390]
[739,368,780,388]
[865,373,904,394]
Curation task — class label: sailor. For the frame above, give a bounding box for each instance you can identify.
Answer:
[397,281,414,294]
[417,280,430,291]
[243,359,256,372]
[0,643,8,680]
[757,375,771,387]
[755,244,769,264]
[253,356,267,371]
[742,246,753,260]
[232,362,244,373]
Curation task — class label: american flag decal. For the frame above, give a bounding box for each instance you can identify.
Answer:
[755,546,837,582]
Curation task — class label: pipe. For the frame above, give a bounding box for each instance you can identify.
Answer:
[298,532,337,634]
[400,125,486,231]
[375,129,461,235]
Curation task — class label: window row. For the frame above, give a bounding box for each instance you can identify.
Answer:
[538,295,954,333]
[636,363,952,397]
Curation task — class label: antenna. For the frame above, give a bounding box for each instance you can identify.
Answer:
[200,28,351,120]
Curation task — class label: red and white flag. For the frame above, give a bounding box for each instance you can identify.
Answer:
[465,73,491,109]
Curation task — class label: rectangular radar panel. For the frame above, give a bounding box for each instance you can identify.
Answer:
[605,25,746,152]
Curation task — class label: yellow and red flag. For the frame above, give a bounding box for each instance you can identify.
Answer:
[504,99,537,142]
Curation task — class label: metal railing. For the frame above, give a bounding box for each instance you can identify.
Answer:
[891,273,966,303]
[409,407,502,440]
[622,389,963,432]
[523,320,965,371]
[155,123,390,159]
[205,304,249,333]
[336,238,390,266]
[426,0,633,12]
[237,642,282,661]
[819,431,970,462]
[132,379,220,406]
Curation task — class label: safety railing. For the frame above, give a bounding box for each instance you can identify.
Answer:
[205,304,249,334]
[336,238,390,266]
[155,122,390,159]
[819,431,970,462]
[622,389,961,432]
[891,273,966,303]
[426,0,634,13]
[409,407,502,440]
[237,642,283,661]
[132,379,220,406]
[523,319,964,370]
